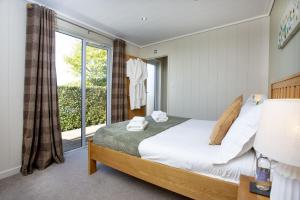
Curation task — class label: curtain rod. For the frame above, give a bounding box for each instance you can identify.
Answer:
[26,2,114,41]
[56,16,114,41]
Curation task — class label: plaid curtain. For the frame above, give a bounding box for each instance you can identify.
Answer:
[111,39,128,123]
[21,4,64,175]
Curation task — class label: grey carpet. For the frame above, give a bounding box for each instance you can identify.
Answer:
[0,148,188,200]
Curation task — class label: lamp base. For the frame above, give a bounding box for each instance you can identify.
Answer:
[249,181,270,197]
[271,163,300,200]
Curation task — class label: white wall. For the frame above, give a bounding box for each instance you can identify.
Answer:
[0,0,26,179]
[140,17,270,120]
[269,0,300,84]
[126,43,140,57]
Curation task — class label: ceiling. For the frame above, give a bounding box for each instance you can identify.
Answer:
[32,0,274,47]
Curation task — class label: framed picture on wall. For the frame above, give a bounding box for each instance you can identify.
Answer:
[278,0,300,49]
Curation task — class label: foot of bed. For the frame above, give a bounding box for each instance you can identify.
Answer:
[88,139,97,175]
[88,159,97,175]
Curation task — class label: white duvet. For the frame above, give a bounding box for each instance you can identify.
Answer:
[138,119,256,183]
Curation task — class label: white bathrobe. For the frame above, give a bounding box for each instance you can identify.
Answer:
[126,58,147,110]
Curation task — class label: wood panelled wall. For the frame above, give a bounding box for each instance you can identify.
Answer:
[140,17,270,120]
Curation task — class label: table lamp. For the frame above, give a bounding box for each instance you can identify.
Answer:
[254,99,300,200]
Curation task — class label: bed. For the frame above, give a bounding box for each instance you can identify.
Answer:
[138,119,256,184]
[88,72,300,200]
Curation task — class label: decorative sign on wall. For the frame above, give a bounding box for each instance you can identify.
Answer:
[278,0,300,49]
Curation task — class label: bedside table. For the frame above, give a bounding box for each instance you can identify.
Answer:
[237,175,270,200]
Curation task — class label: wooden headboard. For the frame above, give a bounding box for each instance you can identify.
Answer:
[271,72,300,99]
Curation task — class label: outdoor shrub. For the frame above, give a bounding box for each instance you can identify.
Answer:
[58,85,106,132]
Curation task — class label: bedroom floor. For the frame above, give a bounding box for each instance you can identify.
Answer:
[0,148,188,200]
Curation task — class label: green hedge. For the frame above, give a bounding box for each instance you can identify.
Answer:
[58,85,106,132]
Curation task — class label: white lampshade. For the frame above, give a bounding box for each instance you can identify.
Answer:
[254,99,300,167]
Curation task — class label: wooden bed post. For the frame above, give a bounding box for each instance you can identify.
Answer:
[88,139,97,175]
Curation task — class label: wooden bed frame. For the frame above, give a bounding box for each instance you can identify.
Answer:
[270,72,300,98]
[88,72,300,200]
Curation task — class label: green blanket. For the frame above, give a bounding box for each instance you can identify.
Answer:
[93,116,189,157]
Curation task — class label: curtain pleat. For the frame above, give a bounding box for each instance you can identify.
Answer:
[111,39,128,123]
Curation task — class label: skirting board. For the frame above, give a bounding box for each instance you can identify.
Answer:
[0,166,21,180]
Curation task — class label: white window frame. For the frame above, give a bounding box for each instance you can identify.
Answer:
[55,30,113,147]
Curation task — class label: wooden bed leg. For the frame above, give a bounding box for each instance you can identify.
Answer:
[89,159,97,175]
[88,139,97,175]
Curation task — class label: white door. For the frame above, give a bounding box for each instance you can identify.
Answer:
[146,63,156,115]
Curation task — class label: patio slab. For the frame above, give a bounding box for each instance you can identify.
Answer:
[62,124,105,152]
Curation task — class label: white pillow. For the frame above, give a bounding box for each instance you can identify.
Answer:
[213,96,266,164]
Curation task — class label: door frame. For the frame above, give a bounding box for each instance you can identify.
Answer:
[81,41,113,146]
[55,30,112,147]
[146,60,161,112]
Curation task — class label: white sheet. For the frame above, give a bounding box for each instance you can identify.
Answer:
[138,119,256,183]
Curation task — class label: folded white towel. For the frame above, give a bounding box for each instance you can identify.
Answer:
[127,116,146,129]
[131,116,145,123]
[151,111,168,122]
[151,111,167,118]
[153,116,168,123]
[127,121,148,131]
[127,121,144,127]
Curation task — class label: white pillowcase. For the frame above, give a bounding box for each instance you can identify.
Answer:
[213,95,266,164]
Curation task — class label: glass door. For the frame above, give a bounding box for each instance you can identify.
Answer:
[56,32,83,152]
[84,44,108,144]
[55,32,111,152]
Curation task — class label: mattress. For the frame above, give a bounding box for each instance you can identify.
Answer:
[138,119,256,183]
